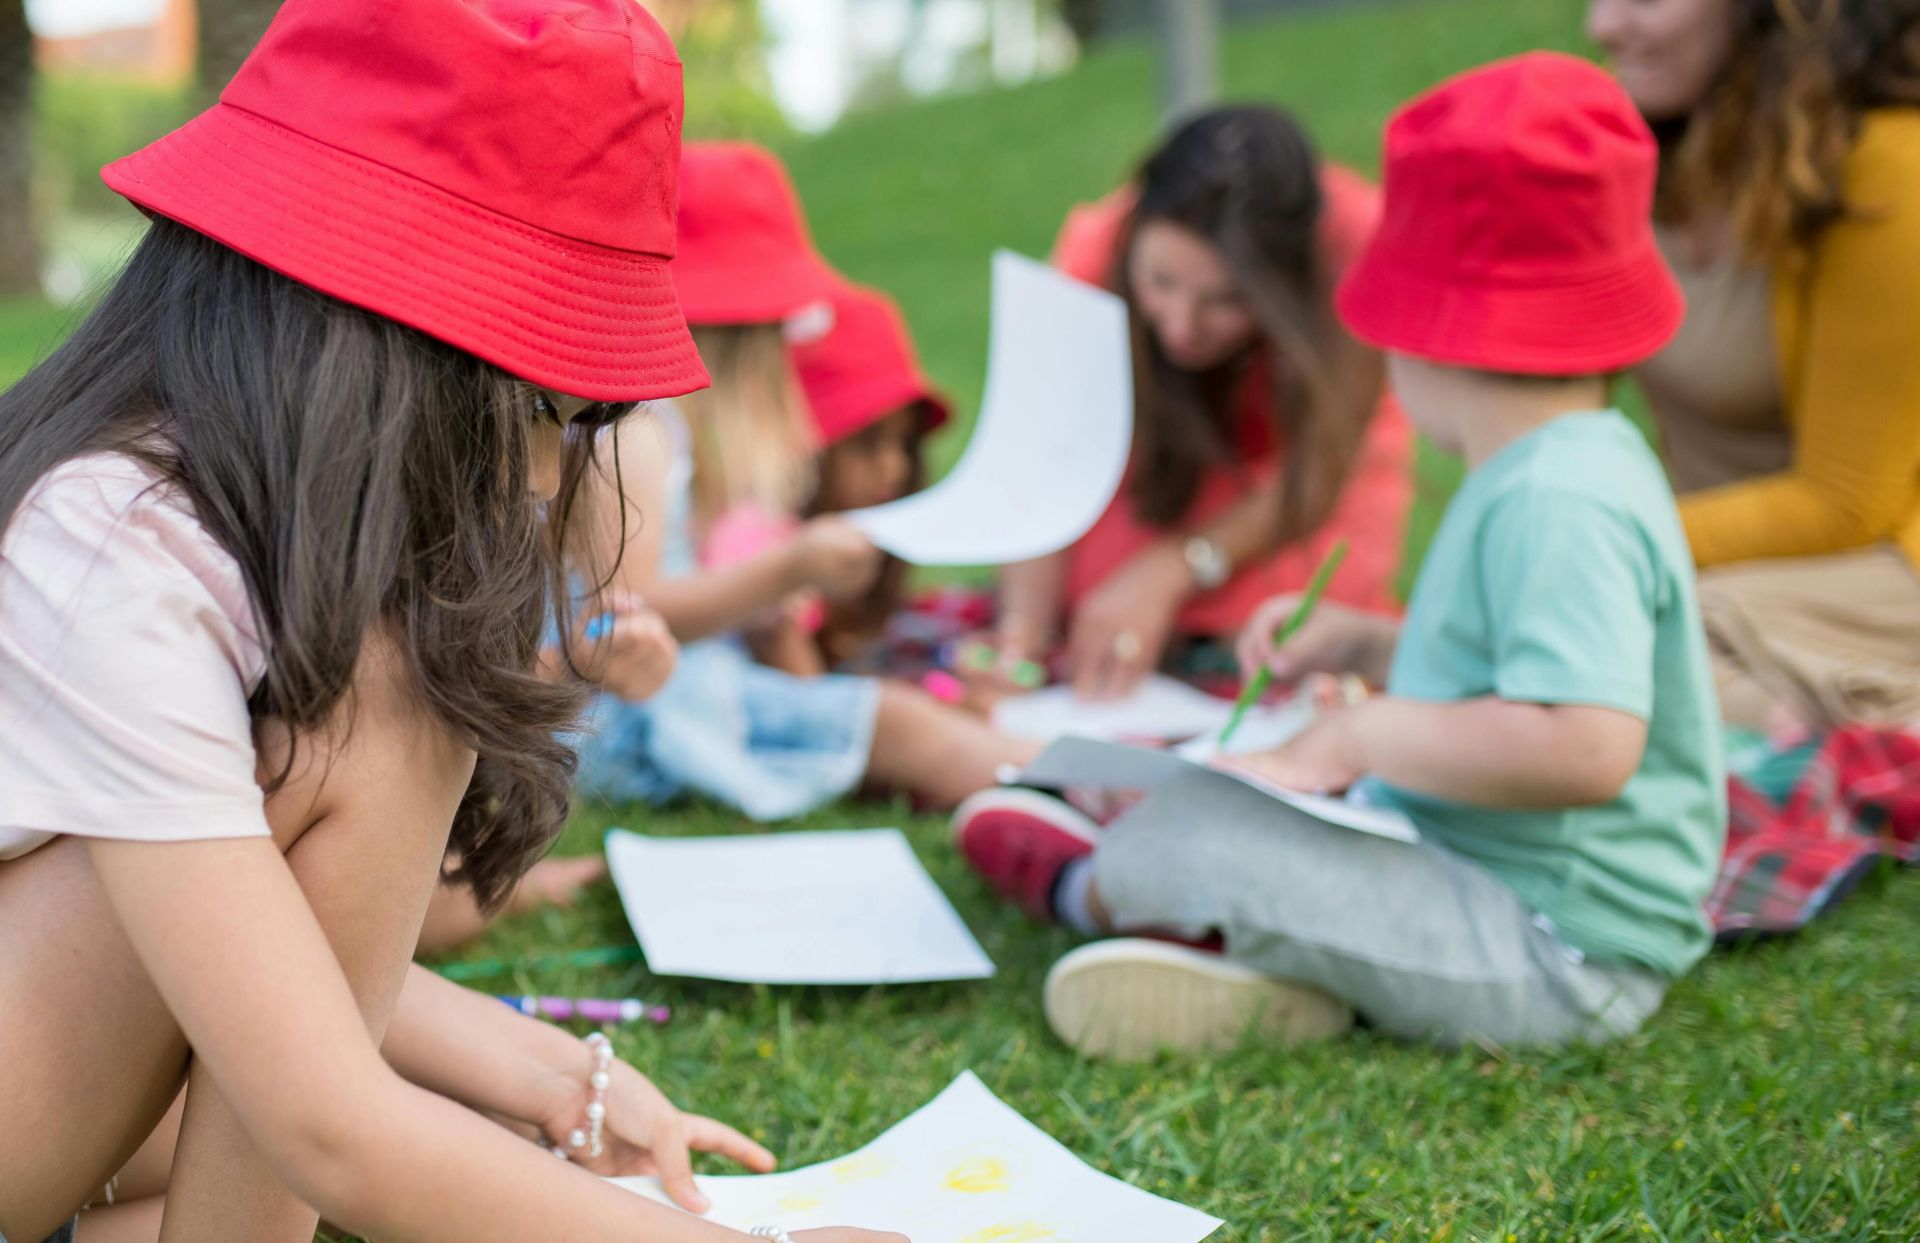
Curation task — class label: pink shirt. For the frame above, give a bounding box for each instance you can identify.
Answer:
[1049,168,1413,632]
[0,455,271,861]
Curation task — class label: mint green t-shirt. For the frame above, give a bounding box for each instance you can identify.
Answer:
[1369,411,1726,976]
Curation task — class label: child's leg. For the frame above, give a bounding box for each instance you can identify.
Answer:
[1081,771,1668,1049]
[74,1198,163,1243]
[867,680,1043,809]
[415,855,608,955]
[0,639,475,1240]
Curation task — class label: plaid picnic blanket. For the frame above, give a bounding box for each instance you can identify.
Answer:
[1711,725,1920,940]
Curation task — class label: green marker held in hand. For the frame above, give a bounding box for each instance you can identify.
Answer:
[1219,538,1349,746]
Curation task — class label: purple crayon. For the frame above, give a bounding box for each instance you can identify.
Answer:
[497,995,671,1025]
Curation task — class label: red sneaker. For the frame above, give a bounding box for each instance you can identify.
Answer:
[952,788,1099,922]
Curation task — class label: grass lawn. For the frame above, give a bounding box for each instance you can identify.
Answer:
[2,1,1915,1238]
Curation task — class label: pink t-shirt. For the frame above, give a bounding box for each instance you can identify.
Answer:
[0,454,271,861]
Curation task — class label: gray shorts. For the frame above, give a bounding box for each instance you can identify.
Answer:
[1093,771,1670,1047]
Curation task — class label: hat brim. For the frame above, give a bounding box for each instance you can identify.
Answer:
[674,250,841,326]
[1336,240,1685,376]
[103,104,709,403]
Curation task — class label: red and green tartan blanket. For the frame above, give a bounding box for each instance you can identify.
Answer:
[1711,725,1920,940]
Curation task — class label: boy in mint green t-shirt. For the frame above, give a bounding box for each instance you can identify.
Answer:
[949,54,1727,1059]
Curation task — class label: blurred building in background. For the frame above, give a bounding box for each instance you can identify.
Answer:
[30,0,194,86]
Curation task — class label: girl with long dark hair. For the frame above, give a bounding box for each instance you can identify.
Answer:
[0,3,901,1242]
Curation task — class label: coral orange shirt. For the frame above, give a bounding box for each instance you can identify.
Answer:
[1050,167,1411,636]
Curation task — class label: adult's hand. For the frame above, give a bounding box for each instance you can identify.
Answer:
[1066,544,1189,701]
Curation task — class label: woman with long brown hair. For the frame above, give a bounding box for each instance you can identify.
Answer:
[983,106,1411,701]
[1589,0,1920,729]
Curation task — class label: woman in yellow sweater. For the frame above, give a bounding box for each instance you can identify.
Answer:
[1589,0,1920,730]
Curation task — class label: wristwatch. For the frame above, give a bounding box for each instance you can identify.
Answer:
[1182,535,1232,591]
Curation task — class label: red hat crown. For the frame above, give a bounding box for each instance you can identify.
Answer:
[224,0,682,257]
[103,0,706,401]
[674,142,839,325]
[1337,52,1684,375]
[794,282,951,445]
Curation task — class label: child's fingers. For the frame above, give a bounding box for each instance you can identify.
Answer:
[644,1111,709,1213]
[685,1114,778,1173]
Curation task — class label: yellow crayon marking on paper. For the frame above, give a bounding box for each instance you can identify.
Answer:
[960,1223,1057,1243]
[831,1155,891,1184]
[944,1156,1012,1194]
[777,1193,825,1212]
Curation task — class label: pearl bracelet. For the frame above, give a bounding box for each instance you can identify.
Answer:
[547,1031,615,1161]
[749,1228,797,1243]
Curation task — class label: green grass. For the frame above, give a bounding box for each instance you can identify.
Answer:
[420,802,1920,1242]
[4,2,1916,1238]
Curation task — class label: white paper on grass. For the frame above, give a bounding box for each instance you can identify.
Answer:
[1016,735,1421,844]
[843,250,1132,567]
[603,828,994,985]
[612,1071,1224,1241]
[992,674,1238,743]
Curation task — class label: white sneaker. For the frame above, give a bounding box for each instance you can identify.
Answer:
[1044,938,1354,1061]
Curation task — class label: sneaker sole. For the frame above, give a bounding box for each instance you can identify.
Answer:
[1044,938,1354,1061]
[951,786,1101,849]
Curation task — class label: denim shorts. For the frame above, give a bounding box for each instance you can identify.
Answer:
[572,637,881,822]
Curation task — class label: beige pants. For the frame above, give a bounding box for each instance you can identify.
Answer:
[1699,546,1920,729]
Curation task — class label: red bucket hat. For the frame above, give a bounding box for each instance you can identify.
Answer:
[101,0,706,403]
[793,282,952,445]
[674,142,840,326]
[1336,52,1684,375]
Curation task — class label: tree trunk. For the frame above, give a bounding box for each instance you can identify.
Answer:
[197,0,282,102]
[1058,0,1105,44]
[0,0,38,296]
[1157,0,1220,126]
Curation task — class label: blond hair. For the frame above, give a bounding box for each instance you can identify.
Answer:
[679,323,818,531]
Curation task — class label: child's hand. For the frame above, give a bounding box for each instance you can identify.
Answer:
[556,1058,775,1209]
[1237,594,1393,687]
[574,593,679,701]
[792,515,884,599]
[1220,708,1368,796]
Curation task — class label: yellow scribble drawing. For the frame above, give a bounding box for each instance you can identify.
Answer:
[943,1155,1012,1194]
[776,1192,825,1213]
[830,1154,891,1184]
[959,1223,1057,1243]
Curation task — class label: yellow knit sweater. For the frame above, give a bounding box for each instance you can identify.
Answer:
[1678,109,1920,570]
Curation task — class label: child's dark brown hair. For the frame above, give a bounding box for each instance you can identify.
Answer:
[0,219,618,910]
[805,403,934,667]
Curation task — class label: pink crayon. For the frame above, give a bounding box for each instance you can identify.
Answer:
[497,995,671,1025]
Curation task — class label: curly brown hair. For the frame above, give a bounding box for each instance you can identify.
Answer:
[1658,0,1920,259]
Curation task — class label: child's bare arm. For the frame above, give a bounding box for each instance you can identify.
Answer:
[1238,696,1647,809]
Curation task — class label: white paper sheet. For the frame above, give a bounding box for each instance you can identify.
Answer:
[1015,736,1420,844]
[603,829,995,984]
[612,1071,1224,1241]
[992,674,1237,743]
[843,251,1132,566]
